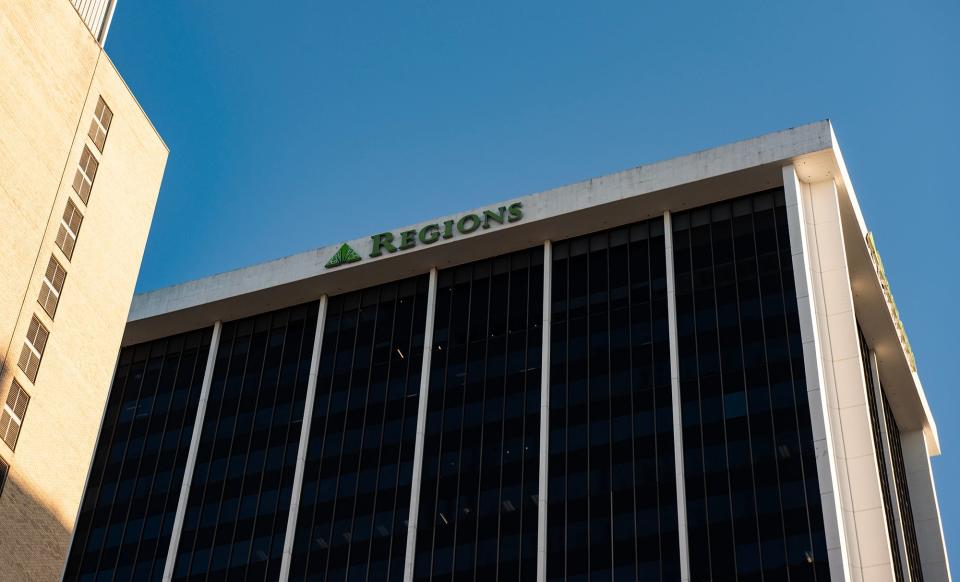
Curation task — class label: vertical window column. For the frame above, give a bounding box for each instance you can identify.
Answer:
[547,221,679,581]
[278,295,329,580]
[288,276,429,582]
[413,249,543,581]
[64,327,215,581]
[672,190,827,580]
[161,321,223,582]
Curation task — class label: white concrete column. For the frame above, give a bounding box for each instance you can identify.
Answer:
[663,211,690,582]
[785,165,899,581]
[901,429,952,581]
[782,165,851,581]
[536,240,552,582]
[868,350,912,582]
[402,267,439,582]
[279,296,328,581]
[161,320,223,582]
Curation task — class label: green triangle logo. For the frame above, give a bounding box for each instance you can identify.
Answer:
[325,243,362,268]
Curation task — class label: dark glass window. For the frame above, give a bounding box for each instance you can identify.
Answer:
[414,248,543,581]
[883,392,924,581]
[173,303,319,581]
[64,328,213,582]
[672,189,827,580]
[858,325,904,580]
[290,275,429,582]
[548,219,680,581]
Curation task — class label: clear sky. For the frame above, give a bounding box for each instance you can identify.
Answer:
[109,0,957,566]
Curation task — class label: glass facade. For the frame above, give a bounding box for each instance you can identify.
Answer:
[289,275,429,581]
[414,248,543,581]
[547,219,681,580]
[672,189,827,580]
[172,303,319,580]
[65,328,213,582]
[76,186,956,582]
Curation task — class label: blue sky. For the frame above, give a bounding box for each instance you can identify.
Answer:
[109,0,957,565]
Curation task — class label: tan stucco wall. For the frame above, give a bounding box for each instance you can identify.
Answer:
[0,1,168,579]
[0,0,100,364]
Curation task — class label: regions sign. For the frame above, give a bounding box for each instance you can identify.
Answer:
[325,202,524,268]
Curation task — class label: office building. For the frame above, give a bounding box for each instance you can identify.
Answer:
[0,0,167,579]
[64,122,948,581]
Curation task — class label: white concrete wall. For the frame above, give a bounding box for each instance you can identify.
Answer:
[783,165,850,581]
[802,175,898,581]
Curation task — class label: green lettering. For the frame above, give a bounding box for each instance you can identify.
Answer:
[482,207,506,229]
[370,232,397,257]
[419,224,441,244]
[507,201,523,222]
[457,214,481,234]
[442,220,455,239]
[399,229,417,250]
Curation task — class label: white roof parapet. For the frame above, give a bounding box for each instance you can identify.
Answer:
[130,120,835,323]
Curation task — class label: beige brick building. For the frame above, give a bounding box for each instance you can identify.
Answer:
[0,0,167,578]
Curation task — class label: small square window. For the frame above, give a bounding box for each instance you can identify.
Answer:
[71,146,99,205]
[38,255,67,319]
[88,96,113,152]
[17,316,49,383]
[0,381,30,451]
[56,199,84,260]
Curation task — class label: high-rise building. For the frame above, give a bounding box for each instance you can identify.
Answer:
[0,0,167,579]
[64,122,948,581]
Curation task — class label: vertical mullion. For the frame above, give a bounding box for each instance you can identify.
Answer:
[162,320,223,582]
[403,267,439,582]
[664,211,691,582]
[536,241,551,582]
[279,296,328,581]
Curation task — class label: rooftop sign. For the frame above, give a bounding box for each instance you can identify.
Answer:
[325,202,523,268]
